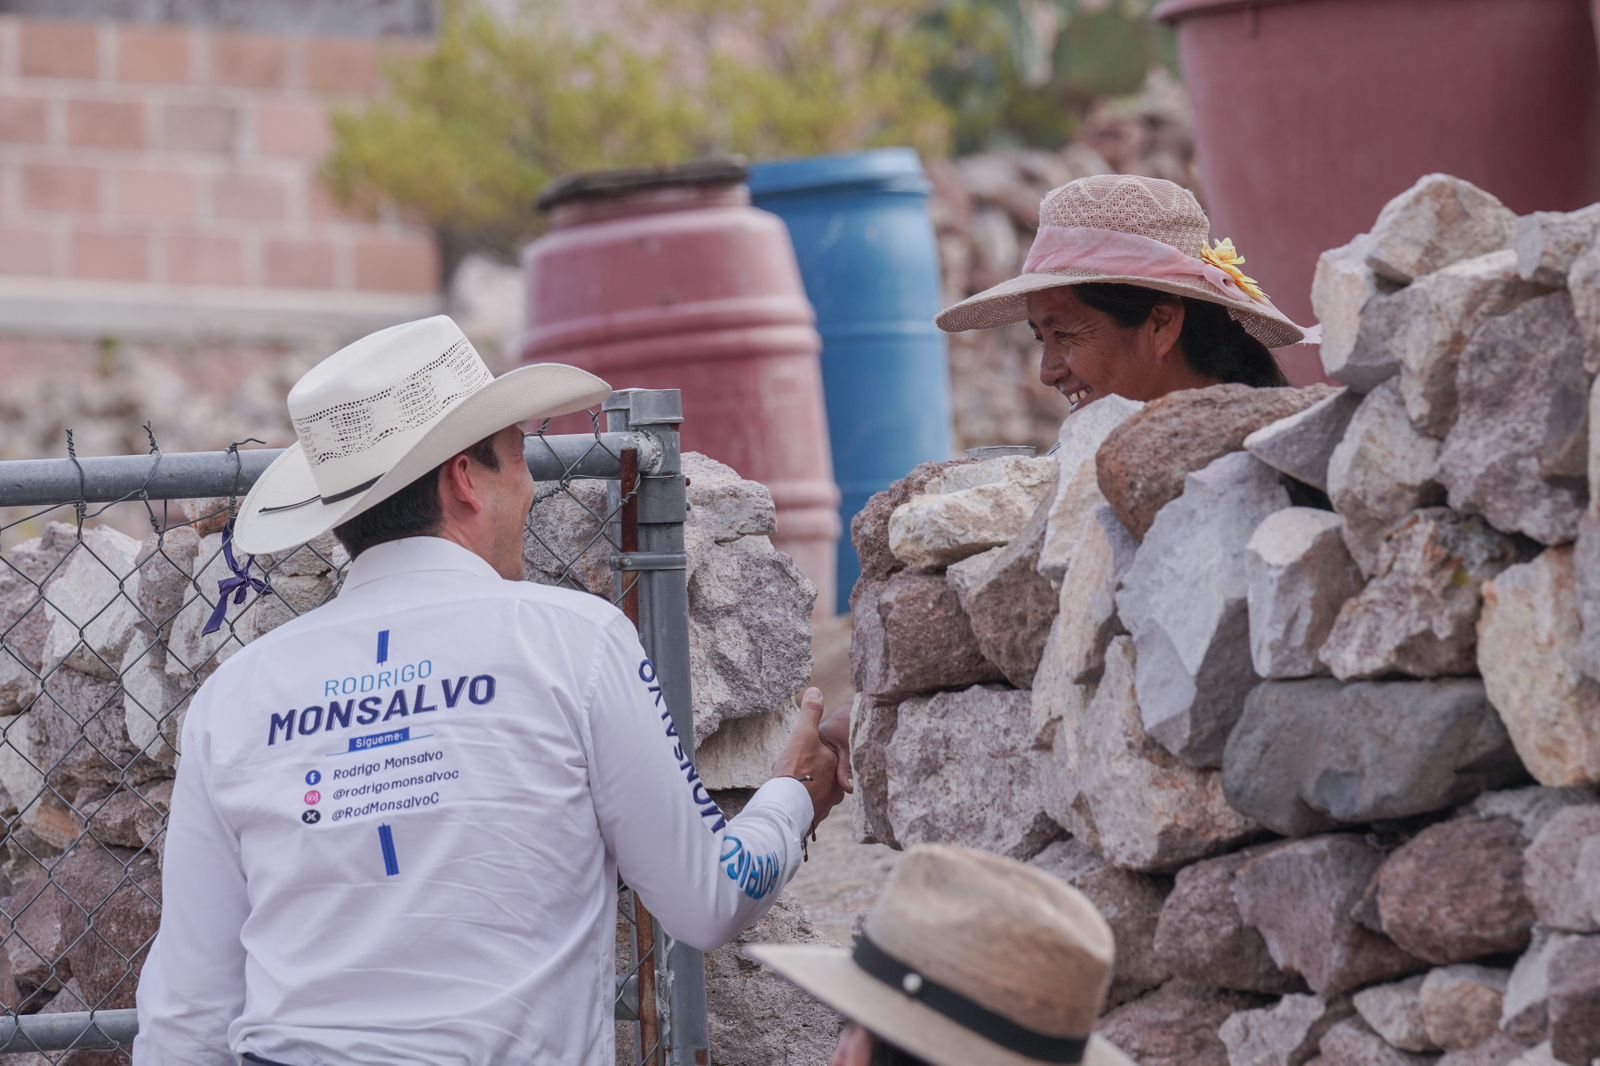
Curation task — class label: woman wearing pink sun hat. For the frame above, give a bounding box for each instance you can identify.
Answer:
[937,174,1311,414]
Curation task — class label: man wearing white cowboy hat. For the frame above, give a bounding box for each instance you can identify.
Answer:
[753,844,1135,1066]
[134,316,844,1065]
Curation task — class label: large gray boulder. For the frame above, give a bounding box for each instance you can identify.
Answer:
[1479,546,1600,788]
[1312,236,1401,391]
[1503,929,1586,1044]
[0,530,70,713]
[1097,981,1268,1066]
[1038,395,1143,580]
[1326,381,1447,577]
[887,455,1057,570]
[1045,469,1138,686]
[133,525,200,638]
[44,846,160,1010]
[1515,204,1600,287]
[884,685,1060,859]
[1374,817,1535,965]
[1419,964,1510,1052]
[1575,372,1600,677]
[1467,785,1600,842]
[1546,935,1600,1066]
[524,477,627,597]
[1363,174,1517,284]
[1223,678,1523,837]
[1232,834,1422,998]
[694,702,795,791]
[947,495,1057,688]
[1151,845,1303,995]
[1219,994,1354,1066]
[120,641,191,769]
[849,572,1002,701]
[848,695,898,848]
[1244,388,1363,494]
[850,461,964,581]
[1246,508,1364,679]
[1030,838,1172,1006]
[1043,637,1259,872]
[704,897,841,1065]
[1116,452,1291,768]
[39,526,143,682]
[1438,292,1590,546]
[1576,510,1600,684]
[520,452,816,747]
[1352,975,1435,1053]
[687,536,815,746]
[1030,616,1097,747]
[1387,250,1545,437]
[1096,384,1330,540]
[1320,509,1522,680]
[1524,806,1600,934]
[1569,234,1600,375]
[162,530,241,682]
[1318,1018,1438,1066]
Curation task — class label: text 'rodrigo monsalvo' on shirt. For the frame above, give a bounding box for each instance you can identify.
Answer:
[266,668,497,747]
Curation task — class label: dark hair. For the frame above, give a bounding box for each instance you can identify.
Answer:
[332,435,502,558]
[1073,283,1290,388]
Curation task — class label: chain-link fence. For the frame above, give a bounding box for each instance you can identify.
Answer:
[0,388,707,1065]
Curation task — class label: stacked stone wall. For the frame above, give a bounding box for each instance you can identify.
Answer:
[849,175,1600,1064]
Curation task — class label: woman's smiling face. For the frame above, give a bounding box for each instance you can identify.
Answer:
[1025,286,1185,411]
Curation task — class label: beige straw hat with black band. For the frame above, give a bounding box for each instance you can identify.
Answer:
[233,315,611,556]
[936,174,1308,350]
[750,845,1133,1066]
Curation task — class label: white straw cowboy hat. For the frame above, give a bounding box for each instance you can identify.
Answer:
[937,174,1307,349]
[233,316,611,556]
[750,845,1134,1066]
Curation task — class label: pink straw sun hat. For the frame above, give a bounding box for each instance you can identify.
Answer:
[936,174,1308,350]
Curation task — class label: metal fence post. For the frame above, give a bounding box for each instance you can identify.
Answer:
[605,389,711,1066]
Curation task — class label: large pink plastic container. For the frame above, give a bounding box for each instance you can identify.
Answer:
[520,162,840,613]
[1156,0,1600,331]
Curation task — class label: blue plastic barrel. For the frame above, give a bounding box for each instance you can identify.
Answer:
[748,149,954,610]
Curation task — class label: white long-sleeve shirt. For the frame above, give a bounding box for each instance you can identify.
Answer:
[134,536,812,1065]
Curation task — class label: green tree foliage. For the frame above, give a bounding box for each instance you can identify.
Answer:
[648,0,952,162]
[325,0,953,258]
[323,1,706,257]
[919,0,1176,154]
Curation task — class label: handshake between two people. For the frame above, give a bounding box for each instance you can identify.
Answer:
[770,689,853,837]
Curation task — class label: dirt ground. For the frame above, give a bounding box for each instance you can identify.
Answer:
[783,613,903,947]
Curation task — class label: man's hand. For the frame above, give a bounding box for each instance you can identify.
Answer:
[818,702,853,794]
[772,688,846,833]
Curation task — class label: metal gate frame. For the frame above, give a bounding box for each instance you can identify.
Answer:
[0,388,711,1065]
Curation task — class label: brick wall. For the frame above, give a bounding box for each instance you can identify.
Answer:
[0,15,440,323]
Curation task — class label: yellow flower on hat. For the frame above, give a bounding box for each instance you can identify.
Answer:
[1201,237,1269,303]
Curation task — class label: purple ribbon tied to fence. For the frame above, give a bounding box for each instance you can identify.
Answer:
[201,519,271,636]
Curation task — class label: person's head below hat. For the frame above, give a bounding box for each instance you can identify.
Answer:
[937,174,1309,415]
[752,844,1134,1066]
[230,315,610,566]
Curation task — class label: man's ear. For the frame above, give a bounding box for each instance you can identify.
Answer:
[440,453,483,514]
[1149,298,1186,361]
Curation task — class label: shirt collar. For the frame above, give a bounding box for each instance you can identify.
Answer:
[339,537,502,594]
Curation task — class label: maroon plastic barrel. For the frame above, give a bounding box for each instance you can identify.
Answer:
[520,162,840,614]
[1155,0,1600,331]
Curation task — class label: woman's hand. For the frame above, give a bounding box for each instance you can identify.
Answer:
[772,688,846,832]
[818,701,853,795]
